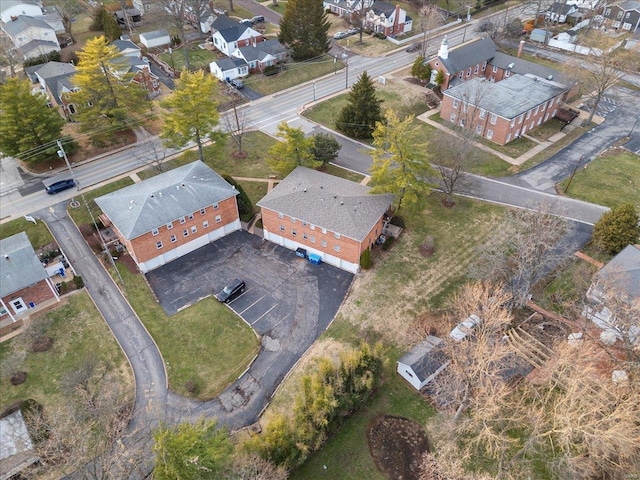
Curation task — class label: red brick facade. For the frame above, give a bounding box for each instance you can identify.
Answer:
[114,197,239,265]
[261,208,385,266]
[1,279,58,320]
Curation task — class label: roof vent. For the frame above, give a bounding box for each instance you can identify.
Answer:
[508,62,515,69]
[150,194,154,198]
[181,183,186,187]
[304,188,307,192]
[4,255,9,259]
[547,75,553,80]
[340,201,344,205]
[333,195,337,199]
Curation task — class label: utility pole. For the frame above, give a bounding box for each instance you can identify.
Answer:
[342,51,349,89]
[56,140,126,287]
[462,5,471,43]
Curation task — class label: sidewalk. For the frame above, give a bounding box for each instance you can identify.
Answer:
[417,105,604,167]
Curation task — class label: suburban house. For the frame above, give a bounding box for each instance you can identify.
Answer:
[139,29,170,49]
[121,56,161,97]
[112,37,142,58]
[324,0,412,36]
[210,56,249,82]
[114,8,142,28]
[210,16,264,57]
[584,244,640,342]
[397,336,449,390]
[25,61,77,118]
[0,409,39,479]
[95,161,241,273]
[0,0,42,23]
[426,36,578,100]
[1,14,59,59]
[232,39,287,73]
[0,232,60,323]
[440,74,567,145]
[257,167,394,273]
[603,0,640,32]
[545,2,579,23]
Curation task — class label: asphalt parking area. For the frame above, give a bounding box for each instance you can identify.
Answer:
[145,230,354,338]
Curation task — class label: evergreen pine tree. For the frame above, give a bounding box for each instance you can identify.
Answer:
[336,71,383,139]
[278,0,330,59]
[592,203,640,254]
[0,78,65,165]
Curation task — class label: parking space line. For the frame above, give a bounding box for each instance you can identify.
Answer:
[239,295,267,315]
[250,304,279,326]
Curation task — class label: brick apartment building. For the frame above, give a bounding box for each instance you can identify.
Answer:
[257,167,394,273]
[1,232,60,322]
[95,161,241,273]
[426,36,579,100]
[440,75,567,145]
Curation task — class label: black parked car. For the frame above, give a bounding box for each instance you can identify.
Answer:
[45,179,76,194]
[405,42,421,53]
[215,279,246,303]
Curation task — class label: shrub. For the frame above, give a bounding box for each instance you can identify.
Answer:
[390,215,405,228]
[222,175,254,219]
[592,203,640,254]
[10,372,27,385]
[263,65,280,76]
[382,236,395,251]
[73,276,84,289]
[373,32,387,39]
[360,247,372,269]
[23,51,61,68]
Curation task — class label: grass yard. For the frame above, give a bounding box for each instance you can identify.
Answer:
[527,118,566,142]
[113,265,260,398]
[323,164,365,183]
[559,149,640,209]
[67,178,135,227]
[0,292,133,412]
[246,55,345,95]
[0,218,54,248]
[158,47,219,71]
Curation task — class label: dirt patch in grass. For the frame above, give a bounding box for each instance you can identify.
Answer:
[367,414,430,480]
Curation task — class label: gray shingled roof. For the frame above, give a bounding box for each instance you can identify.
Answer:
[444,74,567,120]
[257,167,394,242]
[437,37,497,76]
[617,0,640,11]
[140,29,169,40]
[19,38,58,57]
[95,161,238,240]
[595,244,640,301]
[112,39,140,54]
[371,0,395,15]
[2,15,51,37]
[0,232,48,298]
[237,39,285,63]
[546,2,576,14]
[212,15,250,42]
[489,51,574,86]
[398,336,448,382]
[29,61,76,105]
[215,56,247,71]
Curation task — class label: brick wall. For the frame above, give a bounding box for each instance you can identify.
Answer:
[427,59,489,90]
[261,208,384,264]
[1,280,57,318]
[119,197,239,264]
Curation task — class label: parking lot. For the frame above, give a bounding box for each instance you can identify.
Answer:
[145,230,354,339]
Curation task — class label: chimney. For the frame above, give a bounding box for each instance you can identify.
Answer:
[517,40,525,58]
[438,36,449,60]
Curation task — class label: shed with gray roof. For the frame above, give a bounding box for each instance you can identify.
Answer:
[397,336,449,390]
[588,244,640,304]
[95,161,238,240]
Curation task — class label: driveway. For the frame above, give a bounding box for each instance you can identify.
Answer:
[145,229,354,429]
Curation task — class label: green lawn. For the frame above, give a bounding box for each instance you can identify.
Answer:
[0,292,133,412]
[323,164,365,183]
[527,118,566,141]
[0,218,54,248]
[246,55,345,95]
[158,47,218,71]
[559,149,640,209]
[67,178,135,227]
[113,265,260,398]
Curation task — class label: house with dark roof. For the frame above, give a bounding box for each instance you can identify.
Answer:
[209,56,249,82]
[397,336,449,390]
[112,38,142,58]
[257,167,394,273]
[211,16,263,56]
[119,56,161,97]
[545,2,579,23]
[25,61,77,118]
[1,232,60,323]
[603,0,640,32]
[323,0,412,36]
[440,74,567,145]
[232,39,287,73]
[584,244,640,343]
[0,0,42,23]
[1,14,59,59]
[95,161,241,273]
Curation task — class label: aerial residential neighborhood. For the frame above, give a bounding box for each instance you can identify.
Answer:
[1,0,639,478]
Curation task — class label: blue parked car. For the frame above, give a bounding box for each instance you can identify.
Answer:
[45,179,76,194]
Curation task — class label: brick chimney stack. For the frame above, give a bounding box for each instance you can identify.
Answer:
[517,40,525,58]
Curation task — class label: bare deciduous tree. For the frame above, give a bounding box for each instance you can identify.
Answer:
[225,452,289,480]
[221,90,250,158]
[187,0,210,40]
[133,139,172,173]
[417,4,444,58]
[163,0,191,70]
[472,204,571,308]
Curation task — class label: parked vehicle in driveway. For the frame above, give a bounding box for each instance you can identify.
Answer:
[215,278,246,303]
[45,179,76,194]
[450,314,481,341]
[240,18,254,26]
[252,15,265,23]
[333,31,349,39]
[347,27,360,35]
[229,78,244,89]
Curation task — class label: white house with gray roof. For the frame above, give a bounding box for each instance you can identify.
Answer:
[0,0,42,23]
[1,14,59,59]
[25,61,77,117]
[211,16,263,56]
[232,39,286,73]
[397,336,449,390]
[210,56,248,82]
[95,161,240,273]
[1,232,60,322]
[257,167,394,273]
[440,74,567,145]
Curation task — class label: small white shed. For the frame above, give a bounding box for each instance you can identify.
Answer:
[397,336,449,391]
[139,29,170,49]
